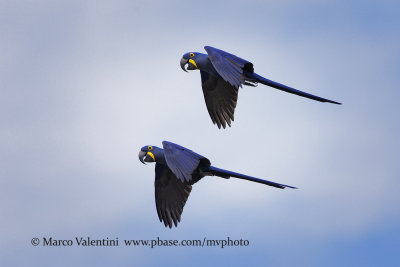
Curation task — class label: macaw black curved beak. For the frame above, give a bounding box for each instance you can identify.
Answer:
[180,57,188,72]
[138,150,147,164]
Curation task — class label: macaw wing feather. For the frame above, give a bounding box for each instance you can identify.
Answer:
[162,141,210,183]
[201,70,238,129]
[155,163,192,228]
[204,46,253,88]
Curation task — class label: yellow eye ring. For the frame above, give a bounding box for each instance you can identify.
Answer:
[148,146,153,150]
[190,53,194,57]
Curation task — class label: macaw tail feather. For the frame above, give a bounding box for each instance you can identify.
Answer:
[208,166,297,189]
[250,73,341,105]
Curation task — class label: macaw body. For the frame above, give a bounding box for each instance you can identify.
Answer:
[139,141,296,228]
[180,46,341,129]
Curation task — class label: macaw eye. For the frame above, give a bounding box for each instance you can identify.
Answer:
[148,146,153,150]
[190,53,194,57]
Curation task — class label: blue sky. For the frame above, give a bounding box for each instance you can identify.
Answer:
[1,0,399,266]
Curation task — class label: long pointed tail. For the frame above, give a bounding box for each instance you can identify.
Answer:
[250,72,341,105]
[208,166,297,189]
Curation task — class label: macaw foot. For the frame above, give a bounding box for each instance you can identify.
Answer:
[244,81,258,87]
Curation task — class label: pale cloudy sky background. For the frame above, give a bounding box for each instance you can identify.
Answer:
[1,0,399,266]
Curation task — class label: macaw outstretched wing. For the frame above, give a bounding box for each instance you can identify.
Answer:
[154,163,192,228]
[200,71,238,129]
[204,46,253,88]
[162,141,210,183]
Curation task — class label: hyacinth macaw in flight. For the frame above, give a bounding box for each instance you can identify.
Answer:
[180,46,341,129]
[138,141,296,228]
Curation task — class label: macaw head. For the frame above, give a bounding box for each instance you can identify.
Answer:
[180,52,202,72]
[138,145,163,164]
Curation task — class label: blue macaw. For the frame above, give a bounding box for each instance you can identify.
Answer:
[180,46,341,129]
[138,141,296,228]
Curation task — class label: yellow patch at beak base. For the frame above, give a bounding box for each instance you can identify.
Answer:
[147,152,155,161]
[188,59,198,68]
